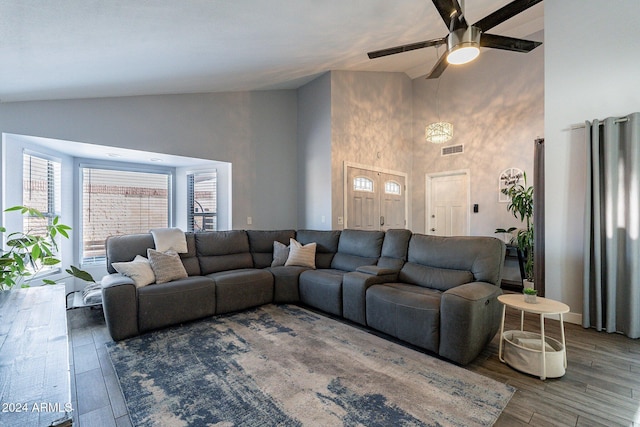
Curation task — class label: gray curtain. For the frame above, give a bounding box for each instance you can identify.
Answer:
[534,138,545,296]
[583,112,640,338]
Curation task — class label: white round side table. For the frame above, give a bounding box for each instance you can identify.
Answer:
[498,293,570,380]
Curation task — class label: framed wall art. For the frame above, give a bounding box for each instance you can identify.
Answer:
[498,168,523,202]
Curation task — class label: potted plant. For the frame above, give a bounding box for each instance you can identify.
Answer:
[0,206,94,291]
[496,172,534,287]
[523,287,538,303]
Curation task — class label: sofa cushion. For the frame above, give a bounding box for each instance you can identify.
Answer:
[405,234,505,286]
[247,229,296,268]
[267,265,308,303]
[296,230,340,269]
[147,249,189,284]
[112,255,155,288]
[106,233,155,274]
[137,276,216,333]
[366,283,441,352]
[106,232,198,276]
[331,229,384,272]
[299,269,345,316]
[285,238,316,268]
[179,233,201,276]
[207,269,274,313]
[377,229,412,270]
[399,262,474,292]
[196,231,253,274]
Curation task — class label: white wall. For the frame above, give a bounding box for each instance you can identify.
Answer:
[175,162,232,231]
[1,134,76,291]
[411,31,544,237]
[545,0,640,322]
[0,90,299,231]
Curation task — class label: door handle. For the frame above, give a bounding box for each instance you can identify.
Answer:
[380,216,385,226]
[431,228,436,232]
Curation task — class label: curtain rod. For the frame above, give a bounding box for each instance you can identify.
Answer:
[570,117,629,130]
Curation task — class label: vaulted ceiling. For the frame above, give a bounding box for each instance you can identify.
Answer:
[0,0,543,102]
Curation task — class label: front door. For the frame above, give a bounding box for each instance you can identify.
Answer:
[380,173,406,231]
[346,167,380,230]
[346,166,406,231]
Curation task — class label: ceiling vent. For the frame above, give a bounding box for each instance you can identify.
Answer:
[441,144,464,156]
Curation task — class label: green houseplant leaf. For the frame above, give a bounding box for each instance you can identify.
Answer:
[496,173,534,281]
[0,205,95,290]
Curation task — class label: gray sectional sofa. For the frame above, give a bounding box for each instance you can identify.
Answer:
[101,228,505,365]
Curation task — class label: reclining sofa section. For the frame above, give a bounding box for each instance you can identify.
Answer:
[102,228,505,365]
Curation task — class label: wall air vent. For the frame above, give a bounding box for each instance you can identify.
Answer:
[441,144,464,156]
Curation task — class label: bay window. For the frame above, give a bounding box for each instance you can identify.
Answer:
[81,167,171,263]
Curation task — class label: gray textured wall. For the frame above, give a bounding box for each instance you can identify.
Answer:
[297,72,332,230]
[330,71,413,229]
[411,31,544,237]
[0,90,298,230]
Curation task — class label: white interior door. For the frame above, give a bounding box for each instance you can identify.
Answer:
[426,171,469,236]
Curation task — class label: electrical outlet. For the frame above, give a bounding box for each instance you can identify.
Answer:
[247,216,252,225]
[337,216,343,225]
[321,215,326,223]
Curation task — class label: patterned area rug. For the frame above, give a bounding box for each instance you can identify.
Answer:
[106,304,514,426]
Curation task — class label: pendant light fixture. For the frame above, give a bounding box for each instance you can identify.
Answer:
[425,47,453,144]
[425,121,453,144]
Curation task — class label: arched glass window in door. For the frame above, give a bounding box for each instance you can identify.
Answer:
[385,180,401,195]
[353,176,374,192]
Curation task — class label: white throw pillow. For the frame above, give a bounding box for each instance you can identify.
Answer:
[150,228,188,253]
[285,238,316,269]
[271,241,290,267]
[147,249,189,284]
[112,255,156,288]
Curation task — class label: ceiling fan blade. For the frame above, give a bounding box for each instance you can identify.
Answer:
[480,33,542,52]
[426,52,449,79]
[473,0,542,32]
[368,37,446,59]
[432,0,467,31]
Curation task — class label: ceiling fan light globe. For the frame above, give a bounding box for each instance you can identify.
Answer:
[446,26,482,65]
[447,45,480,65]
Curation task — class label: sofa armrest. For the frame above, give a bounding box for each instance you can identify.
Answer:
[101,274,140,341]
[102,273,135,288]
[439,282,503,365]
[356,265,399,277]
[342,270,398,326]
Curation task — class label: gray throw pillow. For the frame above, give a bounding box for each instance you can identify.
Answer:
[147,249,188,284]
[271,241,290,267]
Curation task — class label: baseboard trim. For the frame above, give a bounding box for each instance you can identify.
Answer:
[544,311,582,325]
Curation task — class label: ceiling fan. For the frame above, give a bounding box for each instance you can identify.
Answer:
[367,0,543,79]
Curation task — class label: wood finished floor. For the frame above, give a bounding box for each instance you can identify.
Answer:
[67,305,640,427]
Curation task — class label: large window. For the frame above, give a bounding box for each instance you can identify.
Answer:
[23,152,61,237]
[81,167,171,263]
[187,171,217,232]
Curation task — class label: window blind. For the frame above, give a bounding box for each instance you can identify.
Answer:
[22,153,61,237]
[187,171,217,232]
[82,167,170,263]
